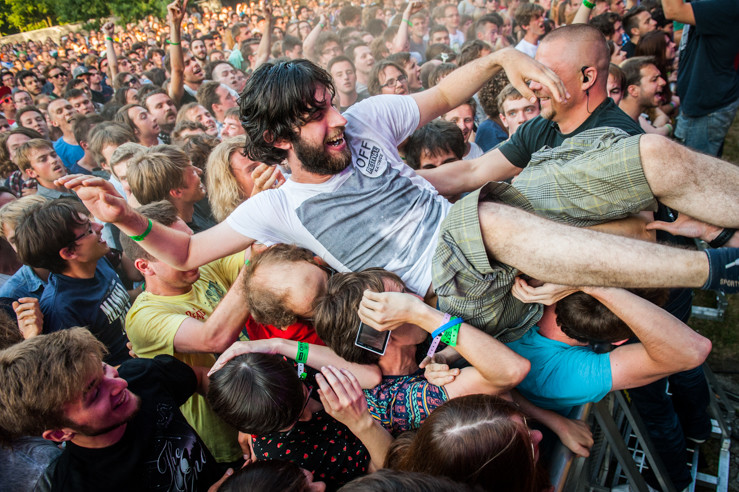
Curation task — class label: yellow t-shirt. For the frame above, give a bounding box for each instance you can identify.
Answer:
[126,251,245,463]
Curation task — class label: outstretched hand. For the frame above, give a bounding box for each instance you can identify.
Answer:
[101,22,115,37]
[496,48,569,104]
[55,174,128,224]
[167,0,189,26]
[207,339,279,376]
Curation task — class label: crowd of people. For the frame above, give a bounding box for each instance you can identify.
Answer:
[0,0,737,490]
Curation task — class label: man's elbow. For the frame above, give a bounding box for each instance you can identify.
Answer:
[498,358,531,392]
[685,337,712,369]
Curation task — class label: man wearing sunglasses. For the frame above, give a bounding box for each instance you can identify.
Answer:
[13,198,131,366]
[44,64,70,100]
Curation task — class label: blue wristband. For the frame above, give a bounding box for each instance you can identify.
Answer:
[431,316,462,338]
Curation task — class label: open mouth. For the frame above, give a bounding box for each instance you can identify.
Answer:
[326,134,345,147]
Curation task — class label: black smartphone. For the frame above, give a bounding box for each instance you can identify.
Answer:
[354,321,390,356]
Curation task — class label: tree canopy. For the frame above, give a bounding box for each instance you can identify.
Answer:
[0,0,168,35]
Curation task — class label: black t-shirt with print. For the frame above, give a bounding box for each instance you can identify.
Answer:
[51,356,222,492]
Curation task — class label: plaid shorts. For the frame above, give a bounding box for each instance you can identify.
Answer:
[512,127,657,227]
[432,128,658,341]
[432,182,543,342]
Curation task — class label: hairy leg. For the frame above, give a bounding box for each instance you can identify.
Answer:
[478,201,709,288]
[640,134,739,228]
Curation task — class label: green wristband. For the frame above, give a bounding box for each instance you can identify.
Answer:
[296,342,309,363]
[402,18,413,27]
[129,218,153,242]
[582,0,595,8]
[166,40,180,45]
[105,36,114,41]
[296,342,309,380]
[440,322,461,347]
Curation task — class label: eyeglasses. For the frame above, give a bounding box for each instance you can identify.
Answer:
[50,71,69,79]
[285,384,313,436]
[380,73,407,89]
[123,77,139,85]
[68,221,94,248]
[1,97,12,104]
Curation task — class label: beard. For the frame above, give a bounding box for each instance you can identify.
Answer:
[293,134,351,176]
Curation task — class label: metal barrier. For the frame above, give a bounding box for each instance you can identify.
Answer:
[549,364,732,492]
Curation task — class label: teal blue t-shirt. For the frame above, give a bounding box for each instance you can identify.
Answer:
[505,326,612,417]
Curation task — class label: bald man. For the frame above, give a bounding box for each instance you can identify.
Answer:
[418,24,739,234]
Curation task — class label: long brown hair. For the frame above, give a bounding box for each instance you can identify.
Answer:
[390,395,539,492]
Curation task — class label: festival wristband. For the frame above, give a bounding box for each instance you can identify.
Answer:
[431,315,462,339]
[129,218,153,242]
[402,18,413,27]
[427,313,450,359]
[296,342,309,379]
[582,0,595,8]
[166,40,180,45]
[440,322,461,347]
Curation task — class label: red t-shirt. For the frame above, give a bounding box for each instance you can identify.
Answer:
[243,316,325,345]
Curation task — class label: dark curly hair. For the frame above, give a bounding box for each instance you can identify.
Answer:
[239,60,335,165]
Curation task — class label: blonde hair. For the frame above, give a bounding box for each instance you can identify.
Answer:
[0,195,47,240]
[14,139,53,173]
[127,145,190,205]
[206,136,249,222]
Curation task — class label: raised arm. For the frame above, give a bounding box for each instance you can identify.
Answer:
[302,14,326,61]
[358,291,530,396]
[253,4,273,70]
[391,2,422,53]
[584,286,711,390]
[167,0,187,106]
[572,0,594,25]
[411,47,567,128]
[662,0,695,25]
[416,148,522,197]
[173,260,251,353]
[102,22,119,81]
[57,174,253,269]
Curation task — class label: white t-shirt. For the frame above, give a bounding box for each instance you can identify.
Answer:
[226,95,451,294]
[464,141,484,160]
[515,39,538,58]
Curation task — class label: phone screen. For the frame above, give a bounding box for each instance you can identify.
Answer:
[354,321,390,356]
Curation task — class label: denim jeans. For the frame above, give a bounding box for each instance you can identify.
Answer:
[675,96,739,157]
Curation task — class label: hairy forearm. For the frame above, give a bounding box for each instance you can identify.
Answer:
[583,286,710,368]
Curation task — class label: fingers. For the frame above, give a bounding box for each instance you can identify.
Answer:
[207,468,234,492]
[208,342,249,376]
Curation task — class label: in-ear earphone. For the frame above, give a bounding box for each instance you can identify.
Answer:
[581,66,589,83]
